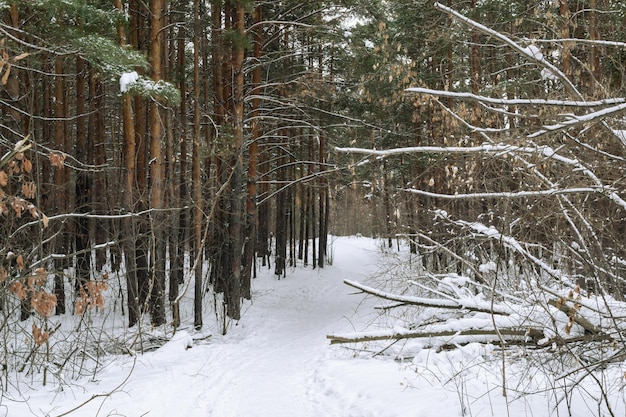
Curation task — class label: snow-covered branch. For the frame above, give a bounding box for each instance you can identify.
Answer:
[405,87,625,107]
[432,2,626,146]
[336,143,551,156]
[339,140,626,212]
[343,279,511,315]
[528,102,626,138]
[533,38,626,49]
[433,2,582,99]
[404,187,604,200]
[327,327,540,346]
[433,210,564,280]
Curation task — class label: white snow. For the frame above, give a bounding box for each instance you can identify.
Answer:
[119,71,139,93]
[5,236,626,416]
[363,39,374,49]
[541,67,559,81]
[478,260,497,273]
[522,44,543,61]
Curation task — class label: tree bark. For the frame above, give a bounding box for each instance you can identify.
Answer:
[148,0,166,326]
[242,5,263,299]
[192,0,203,329]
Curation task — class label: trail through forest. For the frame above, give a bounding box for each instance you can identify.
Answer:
[9,236,623,417]
[11,237,419,417]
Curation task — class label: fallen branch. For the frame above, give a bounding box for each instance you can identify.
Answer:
[547,298,604,335]
[344,279,511,316]
[327,327,544,345]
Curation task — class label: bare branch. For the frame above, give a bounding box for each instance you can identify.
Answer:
[405,87,624,107]
[433,2,582,99]
[327,327,543,345]
[404,187,604,200]
[343,279,511,315]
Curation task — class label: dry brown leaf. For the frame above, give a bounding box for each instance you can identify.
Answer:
[22,158,32,173]
[9,281,26,300]
[16,254,24,271]
[28,204,39,219]
[8,160,19,175]
[11,198,26,217]
[75,297,86,315]
[0,171,8,187]
[21,181,35,199]
[13,52,30,61]
[2,62,11,85]
[49,152,65,169]
[42,214,49,228]
[32,323,49,345]
[31,291,56,317]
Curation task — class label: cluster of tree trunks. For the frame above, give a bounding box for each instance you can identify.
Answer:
[0,1,332,331]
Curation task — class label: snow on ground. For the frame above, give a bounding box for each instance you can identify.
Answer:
[5,237,626,416]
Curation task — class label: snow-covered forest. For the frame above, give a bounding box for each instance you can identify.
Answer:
[2,0,626,415]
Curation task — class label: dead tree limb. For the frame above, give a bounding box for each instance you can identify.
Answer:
[547,298,604,335]
[344,280,511,316]
[327,327,544,345]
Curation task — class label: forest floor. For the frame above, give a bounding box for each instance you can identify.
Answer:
[6,236,625,416]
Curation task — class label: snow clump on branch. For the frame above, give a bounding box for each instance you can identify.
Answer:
[119,71,139,93]
[522,44,543,61]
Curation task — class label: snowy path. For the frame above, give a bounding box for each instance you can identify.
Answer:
[18,237,389,417]
[12,237,611,417]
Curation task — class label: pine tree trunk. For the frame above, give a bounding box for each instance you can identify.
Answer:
[275,144,287,277]
[52,57,67,316]
[559,0,572,80]
[74,56,89,311]
[192,0,203,329]
[318,134,328,268]
[241,5,263,299]
[148,0,166,326]
[128,0,151,325]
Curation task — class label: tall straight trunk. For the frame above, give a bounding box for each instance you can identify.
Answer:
[89,68,107,270]
[148,0,166,326]
[114,0,141,327]
[242,5,263,299]
[257,148,270,267]
[303,181,310,266]
[74,56,90,306]
[298,181,305,261]
[122,84,139,327]
[209,0,225,291]
[223,0,245,320]
[5,4,21,137]
[297,132,306,261]
[165,108,181,327]
[559,0,572,80]
[174,0,189,298]
[382,160,393,249]
[52,57,67,317]
[274,147,287,278]
[318,134,327,268]
[589,0,599,93]
[192,0,203,329]
[288,157,295,268]
[309,136,317,268]
[129,0,150,323]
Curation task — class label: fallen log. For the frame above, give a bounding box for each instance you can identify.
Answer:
[547,298,604,335]
[327,327,544,345]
